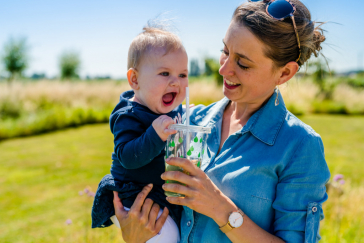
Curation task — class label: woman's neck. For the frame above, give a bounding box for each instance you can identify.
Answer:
[226,90,274,127]
[225,101,260,127]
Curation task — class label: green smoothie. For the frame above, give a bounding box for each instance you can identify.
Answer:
[165,158,202,197]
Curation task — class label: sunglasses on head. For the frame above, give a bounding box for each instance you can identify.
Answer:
[248,0,301,63]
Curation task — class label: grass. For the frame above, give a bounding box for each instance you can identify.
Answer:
[0,124,123,243]
[0,115,363,242]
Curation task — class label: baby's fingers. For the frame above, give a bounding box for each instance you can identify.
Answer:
[164,128,177,136]
[162,117,175,128]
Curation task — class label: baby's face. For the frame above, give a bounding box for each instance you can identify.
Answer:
[134,48,188,114]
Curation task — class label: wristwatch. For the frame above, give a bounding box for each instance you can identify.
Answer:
[219,209,245,233]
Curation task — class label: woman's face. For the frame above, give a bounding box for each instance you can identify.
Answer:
[219,21,280,106]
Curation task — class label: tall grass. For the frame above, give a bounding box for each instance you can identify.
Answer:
[0,80,128,140]
[1,78,364,140]
[321,181,364,242]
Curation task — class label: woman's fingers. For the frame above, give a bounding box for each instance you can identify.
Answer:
[162,182,195,197]
[145,203,161,234]
[130,184,153,212]
[161,170,197,187]
[165,157,201,177]
[166,196,191,206]
[140,198,154,224]
[113,191,127,217]
[148,203,160,223]
[154,207,169,233]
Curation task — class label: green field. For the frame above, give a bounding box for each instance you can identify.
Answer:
[1,115,363,242]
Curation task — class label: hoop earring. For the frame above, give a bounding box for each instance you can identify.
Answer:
[275,86,279,106]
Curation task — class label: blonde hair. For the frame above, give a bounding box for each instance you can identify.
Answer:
[127,22,184,69]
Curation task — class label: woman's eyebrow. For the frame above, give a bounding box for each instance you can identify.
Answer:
[236,52,255,63]
[222,40,255,64]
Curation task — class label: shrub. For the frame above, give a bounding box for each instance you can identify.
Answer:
[309,60,337,100]
[204,58,223,86]
[312,101,348,114]
[346,76,364,88]
[59,51,81,80]
[1,37,29,83]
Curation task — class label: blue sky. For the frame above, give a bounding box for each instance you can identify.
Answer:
[1,0,363,79]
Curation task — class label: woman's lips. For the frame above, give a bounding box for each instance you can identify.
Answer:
[224,79,240,90]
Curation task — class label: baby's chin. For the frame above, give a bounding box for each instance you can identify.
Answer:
[157,103,180,114]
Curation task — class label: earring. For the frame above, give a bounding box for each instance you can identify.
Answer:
[275,86,279,106]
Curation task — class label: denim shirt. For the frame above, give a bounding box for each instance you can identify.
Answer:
[180,91,330,243]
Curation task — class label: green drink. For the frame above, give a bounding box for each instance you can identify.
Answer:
[164,124,211,197]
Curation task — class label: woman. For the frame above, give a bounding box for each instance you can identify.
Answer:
[112,0,330,242]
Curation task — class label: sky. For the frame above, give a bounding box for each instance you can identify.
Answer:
[1,0,363,79]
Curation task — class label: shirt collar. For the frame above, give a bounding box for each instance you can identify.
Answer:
[247,89,287,146]
[215,89,287,146]
[191,89,287,146]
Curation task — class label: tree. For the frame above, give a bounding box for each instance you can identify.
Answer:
[309,59,336,100]
[2,37,29,83]
[189,59,200,77]
[59,51,81,80]
[204,58,223,86]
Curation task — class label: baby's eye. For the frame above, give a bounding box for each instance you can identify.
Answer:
[179,73,187,78]
[160,72,169,76]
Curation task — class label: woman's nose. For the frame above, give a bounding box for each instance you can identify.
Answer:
[219,55,234,77]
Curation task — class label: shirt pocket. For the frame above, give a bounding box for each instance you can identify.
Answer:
[305,202,322,243]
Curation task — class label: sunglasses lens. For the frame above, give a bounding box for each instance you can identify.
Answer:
[267,0,294,19]
[249,0,262,2]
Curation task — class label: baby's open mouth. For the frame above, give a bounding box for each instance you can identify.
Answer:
[162,92,177,106]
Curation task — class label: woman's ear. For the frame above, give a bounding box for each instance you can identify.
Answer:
[127,68,139,90]
[276,61,299,85]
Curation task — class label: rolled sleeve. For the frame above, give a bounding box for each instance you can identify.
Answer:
[272,133,330,243]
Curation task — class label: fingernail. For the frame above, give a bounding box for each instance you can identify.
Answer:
[166,197,170,201]
[148,183,153,188]
[162,184,166,189]
[161,174,165,179]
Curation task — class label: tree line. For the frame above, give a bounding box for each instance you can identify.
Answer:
[1,37,81,83]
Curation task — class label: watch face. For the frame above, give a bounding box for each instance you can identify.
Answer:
[229,212,243,228]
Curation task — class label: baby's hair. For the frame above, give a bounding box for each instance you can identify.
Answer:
[127,20,184,70]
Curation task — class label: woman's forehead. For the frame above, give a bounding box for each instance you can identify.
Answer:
[224,22,267,63]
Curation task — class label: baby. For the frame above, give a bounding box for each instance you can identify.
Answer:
[91,23,188,243]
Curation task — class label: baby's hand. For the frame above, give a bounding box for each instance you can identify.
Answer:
[152,115,177,141]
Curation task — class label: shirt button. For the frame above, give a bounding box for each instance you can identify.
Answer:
[312,207,317,213]
[187,220,191,227]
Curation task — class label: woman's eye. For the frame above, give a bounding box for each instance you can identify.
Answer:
[220,49,229,56]
[237,62,249,70]
[160,72,169,76]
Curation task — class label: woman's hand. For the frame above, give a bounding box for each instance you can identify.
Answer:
[113,184,169,243]
[161,158,237,226]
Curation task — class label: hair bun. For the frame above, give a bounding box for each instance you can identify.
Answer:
[312,23,326,55]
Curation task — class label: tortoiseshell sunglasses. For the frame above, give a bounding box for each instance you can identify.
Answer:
[248,0,301,62]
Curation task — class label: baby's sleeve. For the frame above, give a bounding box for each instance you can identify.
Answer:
[272,133,330,243]
[111,111,165,169]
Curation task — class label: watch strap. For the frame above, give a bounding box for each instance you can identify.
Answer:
[219,221,234,233]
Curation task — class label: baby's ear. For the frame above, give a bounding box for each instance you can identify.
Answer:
[127,68,139,90]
